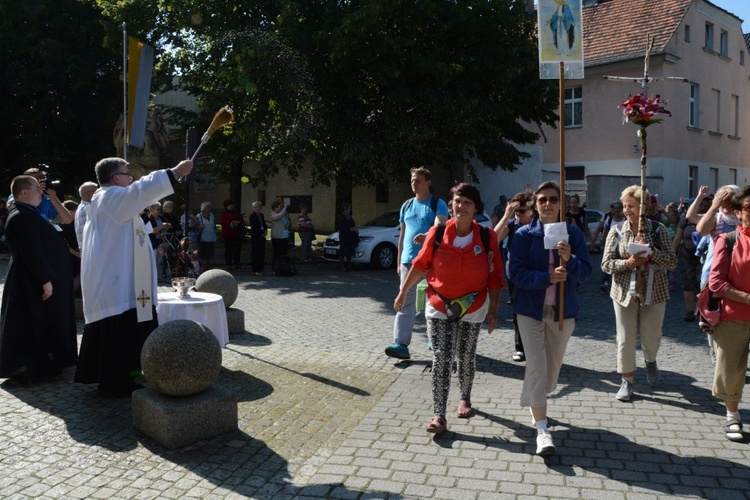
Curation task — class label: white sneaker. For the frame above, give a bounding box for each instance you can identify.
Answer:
[616,378,633,401]
[536,431,556,456]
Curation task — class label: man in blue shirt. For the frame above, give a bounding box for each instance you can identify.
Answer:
[7,166,73,224]
[385,167,449,360]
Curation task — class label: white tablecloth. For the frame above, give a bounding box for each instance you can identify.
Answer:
[156,292,229,347]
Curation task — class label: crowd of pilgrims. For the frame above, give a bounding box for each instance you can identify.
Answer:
[1,161,749,452]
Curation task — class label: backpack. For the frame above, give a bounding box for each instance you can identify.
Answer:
[697,231,737,333]
[680,218,698,252]
[433,222,491,255]
[403,196,439,217]
[274,255,296,276]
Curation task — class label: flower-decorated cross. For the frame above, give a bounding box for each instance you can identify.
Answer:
[603,36,686,237]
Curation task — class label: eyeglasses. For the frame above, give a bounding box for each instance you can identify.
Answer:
[516,208,528,215]
[537,195,559,205]
[611,205,623,210]
[113,172,133,180]
[743,202,750,212]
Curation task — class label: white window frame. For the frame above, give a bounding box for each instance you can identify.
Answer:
[705,23,714,50]
[713,88,721,133]
[720,30,728,57]
[564,86,583,128]
[689,166,699,197]
[689,84,700,128]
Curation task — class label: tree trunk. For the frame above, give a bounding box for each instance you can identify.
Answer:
[230,157,243,208]
[335,171,353,228]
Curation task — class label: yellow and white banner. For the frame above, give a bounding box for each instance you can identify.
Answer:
[126,37,154,149]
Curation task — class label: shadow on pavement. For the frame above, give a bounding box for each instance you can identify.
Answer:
[2,369,398,498]
[545,422,750,495]
[225,346,371,397]
[139,430,403,498]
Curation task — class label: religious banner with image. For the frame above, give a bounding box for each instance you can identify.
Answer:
[537,0,584,79]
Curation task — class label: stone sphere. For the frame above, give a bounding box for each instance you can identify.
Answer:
[194,269,238,308]
[142,320,222,396]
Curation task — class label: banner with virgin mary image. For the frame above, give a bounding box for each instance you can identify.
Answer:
[538,0,584,79]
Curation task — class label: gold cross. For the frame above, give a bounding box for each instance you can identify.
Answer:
[137,289,151,308]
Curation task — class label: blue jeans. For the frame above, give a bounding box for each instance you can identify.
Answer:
[393,263,418,346]
[300,231,313,260]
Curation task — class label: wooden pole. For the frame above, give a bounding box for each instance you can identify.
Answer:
[558,61,566,331]
[122,23,128,161]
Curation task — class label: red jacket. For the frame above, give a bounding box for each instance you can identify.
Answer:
[709,227,750,321]
[412,219,505,315]
[219,210,245,238]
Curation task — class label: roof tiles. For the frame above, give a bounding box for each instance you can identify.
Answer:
[580,0,692,67]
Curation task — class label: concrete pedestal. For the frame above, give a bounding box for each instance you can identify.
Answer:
[133,385,238,449]
[226,307,245,334]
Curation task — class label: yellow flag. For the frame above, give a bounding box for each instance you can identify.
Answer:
[127,37,154,148]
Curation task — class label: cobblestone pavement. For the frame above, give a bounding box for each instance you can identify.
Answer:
[1,253,750,499]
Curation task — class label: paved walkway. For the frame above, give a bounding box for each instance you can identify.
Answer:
[1,254,750,499]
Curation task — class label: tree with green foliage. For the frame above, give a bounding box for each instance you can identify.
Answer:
[0,0,122,193]
[96,0,557,206]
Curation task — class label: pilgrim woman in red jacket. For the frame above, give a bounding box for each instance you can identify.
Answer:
[394,183,504,434]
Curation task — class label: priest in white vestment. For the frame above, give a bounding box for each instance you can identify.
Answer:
[75,157,193,397]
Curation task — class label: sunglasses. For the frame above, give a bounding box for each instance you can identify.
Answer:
[610,205,623,209]
[537,195,560,205]
[516,208,528,215]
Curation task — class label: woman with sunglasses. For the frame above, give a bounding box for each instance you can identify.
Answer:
[508,181,591,456]
[708,185,750,441]
[494,191,536,362]
[601,186,677,403]
[394,183,504,434]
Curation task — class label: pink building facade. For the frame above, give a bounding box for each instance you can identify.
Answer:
[474,0,750,211]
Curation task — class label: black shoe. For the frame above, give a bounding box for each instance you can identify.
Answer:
[98,382,145,398]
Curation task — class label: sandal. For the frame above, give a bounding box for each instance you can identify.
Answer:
[725,418,744,442]
[456,400,473,418]
[426,416,447,434]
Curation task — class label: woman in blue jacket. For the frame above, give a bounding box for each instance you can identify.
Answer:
[508,181,591,456]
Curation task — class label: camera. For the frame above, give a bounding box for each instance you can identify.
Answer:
[37,164,67,198]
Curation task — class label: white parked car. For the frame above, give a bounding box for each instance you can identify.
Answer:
[322,210,493,270]
[585,209,606,249]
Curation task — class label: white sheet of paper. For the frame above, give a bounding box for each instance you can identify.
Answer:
[543,222,569,250]
[627,242,652,257]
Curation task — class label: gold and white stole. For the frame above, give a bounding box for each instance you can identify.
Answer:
[133,217,153,322]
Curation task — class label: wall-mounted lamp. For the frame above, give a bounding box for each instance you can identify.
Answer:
[633,144,639,154]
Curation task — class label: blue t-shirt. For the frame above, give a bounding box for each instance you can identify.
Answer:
[7,193,58,221]
[399,195,449,264]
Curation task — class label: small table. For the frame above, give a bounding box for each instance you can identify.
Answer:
[156,292,229,348]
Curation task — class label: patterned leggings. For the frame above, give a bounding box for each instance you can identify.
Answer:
[429,318,481,418]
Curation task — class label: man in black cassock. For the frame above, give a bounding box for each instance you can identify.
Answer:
[0,175,77,381]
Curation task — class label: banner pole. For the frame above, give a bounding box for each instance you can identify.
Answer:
[122,22,128,161]
[558,61,566,331]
